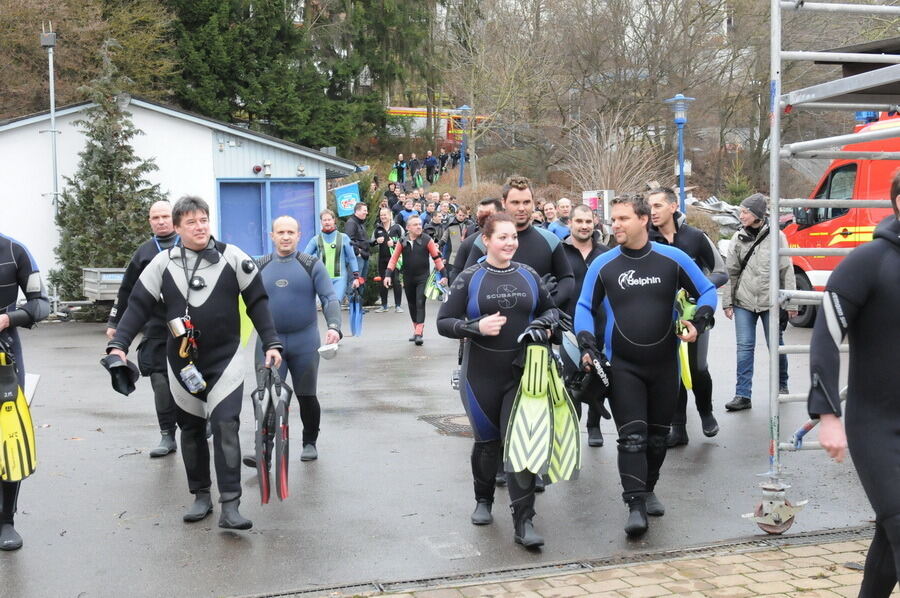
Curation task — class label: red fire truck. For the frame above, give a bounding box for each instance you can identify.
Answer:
[785,112,899,326]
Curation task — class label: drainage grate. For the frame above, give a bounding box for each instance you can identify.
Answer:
[418,414,473,437]
[229,525,876,598]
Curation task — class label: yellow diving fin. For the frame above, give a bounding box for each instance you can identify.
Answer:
[238,296,256,348]
[546,354,581,483]
[0,352,36,482]
[504,343,553,476]
[674,290,696,389]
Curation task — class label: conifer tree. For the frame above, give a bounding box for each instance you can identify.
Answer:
[51,43,166,300]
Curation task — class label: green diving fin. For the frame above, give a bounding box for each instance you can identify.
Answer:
[504,343,553,476]
[674,290,696,390]
[0,351,36,482]
[546,353,581,483]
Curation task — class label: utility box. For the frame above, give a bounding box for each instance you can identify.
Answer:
[82,268,125,302]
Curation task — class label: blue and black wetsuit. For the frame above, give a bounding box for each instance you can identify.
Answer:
[257,251,341,447]
[575,241,716,503]
[808,216,900,597]
[465,224,574,310]
[108,231,180,436]
[437,261,555,519]
[0,234,49,531]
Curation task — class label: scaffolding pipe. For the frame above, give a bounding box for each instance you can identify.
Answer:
[768,0,784,481]
[781,1,900,15]
[779,248,855,257]
[781,50,900,64]
[789,102,900,112]
[782,125,900,154]
[782,150,900,160]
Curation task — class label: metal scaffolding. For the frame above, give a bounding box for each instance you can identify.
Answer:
[746,0,900,535]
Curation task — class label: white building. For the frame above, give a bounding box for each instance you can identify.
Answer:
[0,96,357,277]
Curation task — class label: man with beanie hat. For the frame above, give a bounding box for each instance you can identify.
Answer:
[721,194,796,411]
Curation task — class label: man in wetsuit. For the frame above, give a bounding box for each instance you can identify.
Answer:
[453,199,502,277]
[108,196,283,531]
[809,175,900,597]
[560,204,609,447]
[575,194,716,537]
[343,203,370,283]
[107,200,181,458]
[548,198,572,240]
[647,188,729,446]
[256,216,342,463]
[465,176,574,315]
[303,209,360,302]
[0,234,49,551]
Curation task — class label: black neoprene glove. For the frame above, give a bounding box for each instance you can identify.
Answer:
[576,330,611,394]
[540,273,558,296]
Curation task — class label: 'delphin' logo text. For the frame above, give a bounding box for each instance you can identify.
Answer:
[618,269,662,290]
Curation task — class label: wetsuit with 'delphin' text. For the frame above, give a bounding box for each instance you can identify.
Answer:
[574,241,716,503]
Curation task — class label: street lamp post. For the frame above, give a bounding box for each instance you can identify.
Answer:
[664,93,695,213]
[456,105,471,188]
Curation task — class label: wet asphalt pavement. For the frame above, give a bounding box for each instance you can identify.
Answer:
[1,307,869,598]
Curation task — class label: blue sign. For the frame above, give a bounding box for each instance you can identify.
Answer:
[334,182,361,217]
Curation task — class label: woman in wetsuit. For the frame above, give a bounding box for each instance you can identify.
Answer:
[384,215,446,345]
[373,208,404,312]
[437,213,561,549]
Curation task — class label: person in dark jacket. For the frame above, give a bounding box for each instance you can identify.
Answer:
[647,188,729,446]
[808,176,900,598]
[438,147,450,173]
[392,154,407,187]
[106,201,181,459]
[408,153,421,186]
[384,182,399,211]
[424,150,439,184]
[372,208,405,313]
[560,205,610,447]
[343,202,370,281]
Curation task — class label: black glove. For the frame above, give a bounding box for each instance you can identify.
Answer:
[576,331,611,393]
[540,273,558,296]
[529,308,572,333]
[517,327,550,344]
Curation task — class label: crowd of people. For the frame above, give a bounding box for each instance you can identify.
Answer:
[3,167,899,598]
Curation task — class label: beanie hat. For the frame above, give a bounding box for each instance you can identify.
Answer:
[741,193,768,221]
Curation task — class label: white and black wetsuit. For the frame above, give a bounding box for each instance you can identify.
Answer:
[574,242,716,502]
[465,224,575,310]
[0,234,49,527]
[108,231,180,435]
[256,251,341,446]
[649,214,728,424]
[108,238,282,502]
[437,261,556,517]
[808,216,900,597]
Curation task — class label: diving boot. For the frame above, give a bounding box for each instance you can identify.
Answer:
[300,443,318,462]
[666,424,688,448]
[414,335,424,346]
[534,474,545,493]
[471,500,493,525]
[645,491,665,517]
[700,412,719,437]
[495,471,507,487]
[183,490,213,523]
[512,505,544,548]
[0,523,23,551]
[414,323,425,345]
[624,497,648,537]
[587,426,604,447]
[149,430,177,458]
[219,499,252,530]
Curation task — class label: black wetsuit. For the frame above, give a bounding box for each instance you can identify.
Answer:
[108,232,180,435]
[649,215,728,424]
[437,261,555,518]
[466,224,575,310]
[560,238,609,427]
[0,234,49,529]
[374,222,404,308]
[574,241,716,502]
[386,234,446,336]
[109,238,282,503]
[808,216,900,597]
